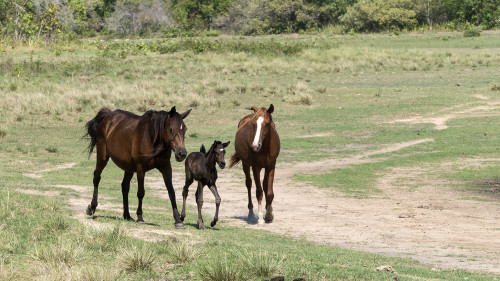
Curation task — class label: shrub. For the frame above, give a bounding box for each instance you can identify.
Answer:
[463,26,481,37]
[340,0,418,32]
[105,0,173,35]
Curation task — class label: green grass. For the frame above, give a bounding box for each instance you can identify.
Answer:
[1,31,500,280]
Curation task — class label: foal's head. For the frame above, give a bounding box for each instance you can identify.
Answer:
[166,106,191,162]
[248,104,274,152]
[208,140,230,169]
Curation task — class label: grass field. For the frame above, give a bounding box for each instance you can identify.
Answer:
[1,31,500,280]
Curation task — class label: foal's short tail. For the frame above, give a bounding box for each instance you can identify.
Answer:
[228,152,241,168]
[83,108,111,158]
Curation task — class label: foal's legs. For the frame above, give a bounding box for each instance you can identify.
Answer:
[195,182,205,230]
[121,171,134,220]
[243,163,254,219]
[252,166,264,224]
[136,171,146,223]
[181,170,194,222]
[208,185,221,227]
[86,142,109,216]
[263,167,275,222]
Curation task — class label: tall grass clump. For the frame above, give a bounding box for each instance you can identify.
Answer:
[119,245,157,274]
[199,254,244,281]
[171,238,199,263]
[241,249,284,278]
[84,223,127,252]
[491,84,500,91]
[32,238,84,267]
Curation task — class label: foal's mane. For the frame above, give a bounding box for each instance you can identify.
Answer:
[144,110,170,155]
[202,141,222,157]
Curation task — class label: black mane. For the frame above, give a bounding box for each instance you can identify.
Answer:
[144,110,170,155]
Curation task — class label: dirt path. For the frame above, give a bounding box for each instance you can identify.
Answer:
[147,96,500,274]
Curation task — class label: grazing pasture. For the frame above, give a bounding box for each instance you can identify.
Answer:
[1,31,500,280]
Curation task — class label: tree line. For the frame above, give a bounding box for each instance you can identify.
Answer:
[1,0,498,42]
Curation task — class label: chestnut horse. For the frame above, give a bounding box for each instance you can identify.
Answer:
[84,106,191,229]
[228,104,280,224]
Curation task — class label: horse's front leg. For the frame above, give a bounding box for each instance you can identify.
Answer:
[161,167,185,229]
[243,163,255,220]
[263,166,275,223]
[121,171,134,221]
[252,166,264,224]
[136,171,145,223]
[181,171,194,222]
[208,185,221,227]
[195,182,205,230]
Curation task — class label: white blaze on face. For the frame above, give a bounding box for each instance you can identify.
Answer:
[180,124,183,130]
[252,117,264,149]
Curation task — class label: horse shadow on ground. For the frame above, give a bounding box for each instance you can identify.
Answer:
[232,214,260,225]
[87,215,160,226]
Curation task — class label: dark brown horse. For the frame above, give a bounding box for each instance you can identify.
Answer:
[84,106,191,229]
[181,140,230,230]
[228,104,280,224]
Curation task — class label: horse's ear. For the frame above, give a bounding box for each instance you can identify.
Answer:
[223,141,230,148]
[267,104,274,114]
[200,144,206,154]
[181,109,191,119]
[248,106,259,112]
[169,106,177,117]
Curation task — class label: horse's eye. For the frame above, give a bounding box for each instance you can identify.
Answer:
[169,128,173,134]
[265,123,269,127]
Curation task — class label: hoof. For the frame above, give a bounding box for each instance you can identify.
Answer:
[265,214,274,223]
[136,219,145,224]
[124,215,134,221]
[257,219,265,225]
[210,220,217,227]
[174,222,185,229]
[86,205,95,216]
[198,223,205,230]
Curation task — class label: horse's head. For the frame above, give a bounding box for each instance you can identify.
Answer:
[166,106,191,162]
[210,140,230,169]
[248,104,274,152]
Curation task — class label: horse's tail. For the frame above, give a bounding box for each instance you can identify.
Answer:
[83,108,111,158]
[228,152,241,168]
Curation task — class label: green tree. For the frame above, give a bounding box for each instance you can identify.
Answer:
[170,0,234,30]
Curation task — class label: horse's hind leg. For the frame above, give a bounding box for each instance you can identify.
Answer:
[181,170,194,222]
[243,163,255,220]
[252,166,264,224]
[136,171,146,223]
[86,142,109,216]
[208,185,221,227]
[195,182,205,230]
[121,171,134,221]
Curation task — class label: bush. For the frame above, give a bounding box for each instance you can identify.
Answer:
[340,0,418,32]
[213,0,332,35]
[105,0,173,35]
[463,26,481,37]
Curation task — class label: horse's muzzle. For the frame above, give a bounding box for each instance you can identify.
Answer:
[174,148,187,162]
[218,162,226,169]
[251,143,262,152]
